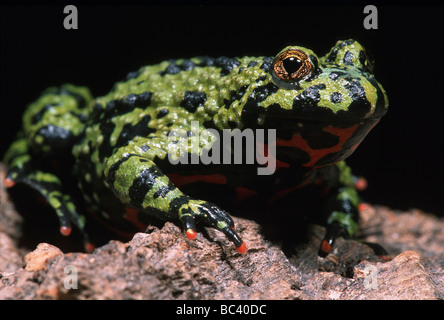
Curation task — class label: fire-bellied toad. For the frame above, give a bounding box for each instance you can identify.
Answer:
[3,39,388,256]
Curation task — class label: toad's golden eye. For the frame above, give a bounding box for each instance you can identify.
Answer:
[271,49,313,88]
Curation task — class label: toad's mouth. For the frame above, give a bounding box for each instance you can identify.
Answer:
[241,96,386,128]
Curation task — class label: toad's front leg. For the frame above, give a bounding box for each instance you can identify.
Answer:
[318,162,389,259]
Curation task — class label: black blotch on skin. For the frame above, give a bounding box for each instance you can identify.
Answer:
[342,80,372,119]
[338,39,355,48]
[330,92,343,103]
[128,167,163,208]
[260,57,273,72]
[214,57,241,76]
[179,59,196,71]
[256,75,267,83]
[124,91,152,108]
[345,81,366,102]
[160,61,181,75]
[223,85,249,109]
[343,51,354,66]
[101,91,152,119]
[241,82,279,129]
[153,181,176,199]
[157,108,169,119]
[293,84,327,111]
[325,40,356,64]
[159,59,196,76]
[251,82,279,103]
[33,125,75,153]
[98,113,154,161]
[181,91,207,113]
[114,114,155,151]
[328,71,348,81]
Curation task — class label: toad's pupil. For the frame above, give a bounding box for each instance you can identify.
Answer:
[283,57,302,75]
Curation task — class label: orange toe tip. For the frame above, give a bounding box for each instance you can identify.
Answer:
[354,177,368,191]
[320,240,332,255]
[84,243,96,253]
[186,229,198,240]
[358,203,370,212]
[4,177,15,188]
[60,226,72,236]
[236,242,247,254]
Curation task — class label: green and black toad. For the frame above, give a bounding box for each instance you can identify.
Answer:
[3,39,388,256]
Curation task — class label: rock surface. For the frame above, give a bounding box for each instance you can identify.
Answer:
[1,163,443,300]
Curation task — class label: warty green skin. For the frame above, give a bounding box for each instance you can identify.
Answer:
[3,39,388,254]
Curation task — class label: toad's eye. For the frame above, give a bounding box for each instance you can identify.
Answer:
[271,49,313,89]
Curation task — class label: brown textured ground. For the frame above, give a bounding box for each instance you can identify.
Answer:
[0,163,443,299]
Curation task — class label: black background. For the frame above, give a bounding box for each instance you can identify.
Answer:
[1,2,443,216]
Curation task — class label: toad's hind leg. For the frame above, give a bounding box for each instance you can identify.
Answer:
[3,84,94,251]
